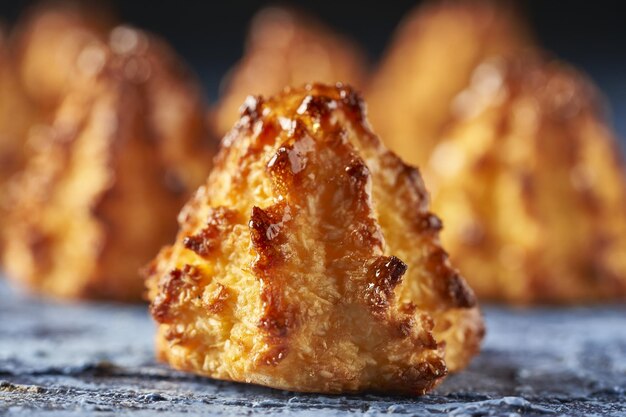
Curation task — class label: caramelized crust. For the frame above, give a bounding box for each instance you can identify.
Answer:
[146,84,483,394]
[214,7,367,136]
[2,26,215,301]
[428,55,626,303]
[366,0,531,173]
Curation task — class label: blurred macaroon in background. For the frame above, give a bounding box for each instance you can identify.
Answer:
[3,0,624,135]
[0,0,625,304]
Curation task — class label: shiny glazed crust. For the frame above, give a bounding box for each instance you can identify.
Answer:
[215,7,367,136]
[428,55,626,303]
[2,26,215,301]
[145,84,483,394]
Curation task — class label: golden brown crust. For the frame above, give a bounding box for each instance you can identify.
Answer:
[2,25,215,301]
[428,54,626,304]
[214,7,367,136]
[146,84,483,394]
[366,0,531,171]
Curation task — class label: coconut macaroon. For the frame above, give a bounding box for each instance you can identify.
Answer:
[214,7,367,136]
[145,84,483,394]
[2,27,215,301]
[428,54,626,304]
[366,0,531,173]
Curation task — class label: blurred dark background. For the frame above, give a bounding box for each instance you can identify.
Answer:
[2,0,624,138]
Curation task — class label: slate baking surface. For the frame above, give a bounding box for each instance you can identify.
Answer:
[0,278,625,417]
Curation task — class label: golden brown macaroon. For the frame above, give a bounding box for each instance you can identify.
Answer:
[145,84,483,394]
[427,55,626,304]
[12,2,113,110]
[2,27,215,301]
[214,6,367,136]
[366,0,531,172]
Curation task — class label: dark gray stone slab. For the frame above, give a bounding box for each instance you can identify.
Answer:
[1,277,625,416]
